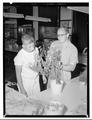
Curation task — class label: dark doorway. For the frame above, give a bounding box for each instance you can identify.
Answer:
[72,11,89,53]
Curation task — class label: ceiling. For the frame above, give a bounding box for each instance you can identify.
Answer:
[3,3,89,15]
[3,3,89,26]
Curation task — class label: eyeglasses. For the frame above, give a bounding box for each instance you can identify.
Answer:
[57,34,66,37]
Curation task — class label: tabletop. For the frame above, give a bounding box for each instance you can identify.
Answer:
[5,77,87,116]
[30,77,87,115]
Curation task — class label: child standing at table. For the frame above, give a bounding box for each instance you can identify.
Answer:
[14,34,40,97]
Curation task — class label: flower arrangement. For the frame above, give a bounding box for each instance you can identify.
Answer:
[38,49,63,84]
[29,47,63,85]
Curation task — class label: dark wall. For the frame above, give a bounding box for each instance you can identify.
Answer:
[38,6,60,27]
[72,11,89,53]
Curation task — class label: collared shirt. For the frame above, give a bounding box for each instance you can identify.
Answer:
[48,40,78,81]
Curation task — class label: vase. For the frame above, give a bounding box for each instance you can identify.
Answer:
[50,80,64,95]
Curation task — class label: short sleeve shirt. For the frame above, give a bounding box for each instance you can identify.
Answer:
[14,48,39,78]
[49,40,78,65]
[48,40,78,81]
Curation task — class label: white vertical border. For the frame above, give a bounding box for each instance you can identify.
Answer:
[89,1,92,118]
[0,1,3,119]
[0,0,92,119]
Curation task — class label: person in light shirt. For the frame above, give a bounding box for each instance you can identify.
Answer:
[47,27,78,84]
[14,34,40,97]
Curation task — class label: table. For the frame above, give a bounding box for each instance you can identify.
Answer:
[5,77,87,116]
[30,77,87,115]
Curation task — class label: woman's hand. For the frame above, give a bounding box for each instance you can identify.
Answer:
[42,75,47,84]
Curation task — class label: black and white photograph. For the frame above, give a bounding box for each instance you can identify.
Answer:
[2,2,90,118]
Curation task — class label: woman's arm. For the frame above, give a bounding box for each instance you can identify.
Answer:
[15,65,28,97]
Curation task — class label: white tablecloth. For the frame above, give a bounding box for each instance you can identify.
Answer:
[5,77,87,115]
[30,77,87,115]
